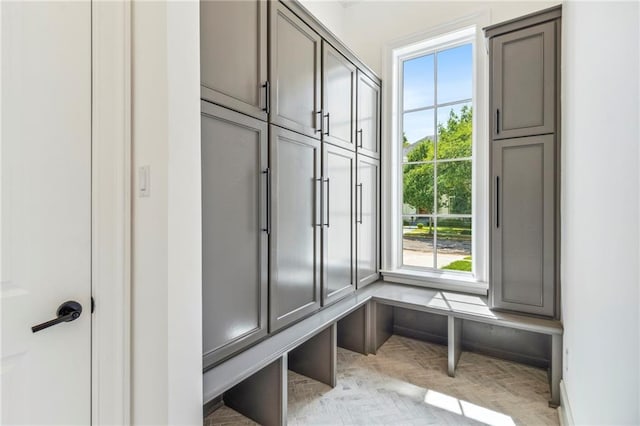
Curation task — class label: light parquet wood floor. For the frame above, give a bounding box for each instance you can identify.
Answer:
[205,335,559,426]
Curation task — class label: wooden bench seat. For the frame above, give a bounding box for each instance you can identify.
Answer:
[203,280,563,425]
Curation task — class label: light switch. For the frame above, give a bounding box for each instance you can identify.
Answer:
[139,165,150,198]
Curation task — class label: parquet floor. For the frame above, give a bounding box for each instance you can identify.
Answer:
[205,335,559,426]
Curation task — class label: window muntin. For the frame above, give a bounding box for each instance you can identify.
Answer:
[400,41,473,273]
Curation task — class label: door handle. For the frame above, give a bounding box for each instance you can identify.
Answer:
[262,168,271,235]
[496,176,500,228]
[315,110,322,134]
[496,109,500,134]
[262,81,270,115]
[315,178,323,227]
[357,183,363,224]
[357,129,363,148]
[324,113,330,136]
[324,178,330,227]
[32,300,82,333]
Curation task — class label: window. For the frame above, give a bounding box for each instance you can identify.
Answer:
[384,22,488,291]
[401,42,473,273]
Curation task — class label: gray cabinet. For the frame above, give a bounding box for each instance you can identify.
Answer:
[491,20,556,139]
[322,41,356,151]
[269,2,322,139]
[201,101,268,368]
[356,156,380,288]
[269,125,322,332]
[322,144,356,306]
[200,0,268,121]
[491,135,555,316]
[356,71,381,159]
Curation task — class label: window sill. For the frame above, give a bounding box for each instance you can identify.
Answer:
[380,269,488,295]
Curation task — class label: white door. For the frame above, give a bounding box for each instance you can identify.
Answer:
[1,2,92,424]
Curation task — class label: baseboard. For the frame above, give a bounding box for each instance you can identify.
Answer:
[557,380,574,426]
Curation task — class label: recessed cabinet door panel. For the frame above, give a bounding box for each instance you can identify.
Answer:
[356,71,381,159]
[322,144,356,306]
[200,0,267,120]
[270,126,322,332]
[491,135,555,316]
[323,42,356,150]
[492,21,555,139]
[270,3,321,139]
[201,102,268,368]
[356,156,380,288]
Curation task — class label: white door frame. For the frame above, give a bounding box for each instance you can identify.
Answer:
[91,1,132,424]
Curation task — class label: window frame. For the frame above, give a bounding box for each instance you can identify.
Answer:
[381,14,490,295]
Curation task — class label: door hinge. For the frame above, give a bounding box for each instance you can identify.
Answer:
[91,297,95,314]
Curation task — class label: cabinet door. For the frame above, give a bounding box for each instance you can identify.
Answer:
[200,0,267,121]
[492,20,556,139]
[201,101,268,368]
[322,41,356,151]
[356,71,381,159]
[491,135,555,316]
[322,144,356,306]
[356,156,380,288]
[270,125,322,331]
[269,2,322,139]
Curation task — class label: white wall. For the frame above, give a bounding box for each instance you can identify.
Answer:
[131,1,202,424]
[341,1,559,75]
[561,1,639,424]
[299,0,347,41]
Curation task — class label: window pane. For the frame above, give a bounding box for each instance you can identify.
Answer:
[403,54,434,110]
[403,215,435,268]
[437,103,472,159]
[403,163,434,215]
[436,217,472,272]
[437,43,472,104]
[437,160,471,215]
[403,109,435,151]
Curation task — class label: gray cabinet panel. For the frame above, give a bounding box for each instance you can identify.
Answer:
[357,156,380,288]
[269,2,321,139]
[201,101,268,368]
[200,0,267,121]
[270,125,322,331]
[356,71,381,159]
[492,20,556,139]
[491,135,555,316]
[322,41,356,151]
[322,144,356,306]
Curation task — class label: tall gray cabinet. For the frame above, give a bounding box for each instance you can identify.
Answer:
[200,0,381,367]
[486,6,561,318]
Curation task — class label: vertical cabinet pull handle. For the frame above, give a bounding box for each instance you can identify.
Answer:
[496,176,500,228]
[357,129,363,148]
[357,183,363,224]
[263,168,271,234]
[324,178,330,227]
[324,113,330,136]
[315,178,323,227]
[315,111,322,134]
[496,109,500,134]
[262,81,270,115]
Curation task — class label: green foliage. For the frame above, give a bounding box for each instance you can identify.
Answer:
[403,106,472,214]
[442,259,472,272]
[416,223,424,229]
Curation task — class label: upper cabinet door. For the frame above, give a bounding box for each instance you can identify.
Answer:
[356,71,381,159]
[200,0,268,121]
[322,41,357,151]
[269,125,322,332]
[492,20,556,139]
[270,2,322,139]
[322,144,356,307]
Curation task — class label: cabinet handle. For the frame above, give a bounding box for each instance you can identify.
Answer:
[357,129,363,148]
[357,183,363,224]
[315,110,322,134]
[262,81,270,115]
[496,176,500,228]
[324,113,330,136]
[324,178,330,227]
[496,109,500,134]
[315,178,323,227]
[263,168,271,234]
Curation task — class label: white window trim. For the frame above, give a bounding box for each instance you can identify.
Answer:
[381,12,490,295]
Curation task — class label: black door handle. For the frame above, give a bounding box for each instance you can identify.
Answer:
[32,300,82,333]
